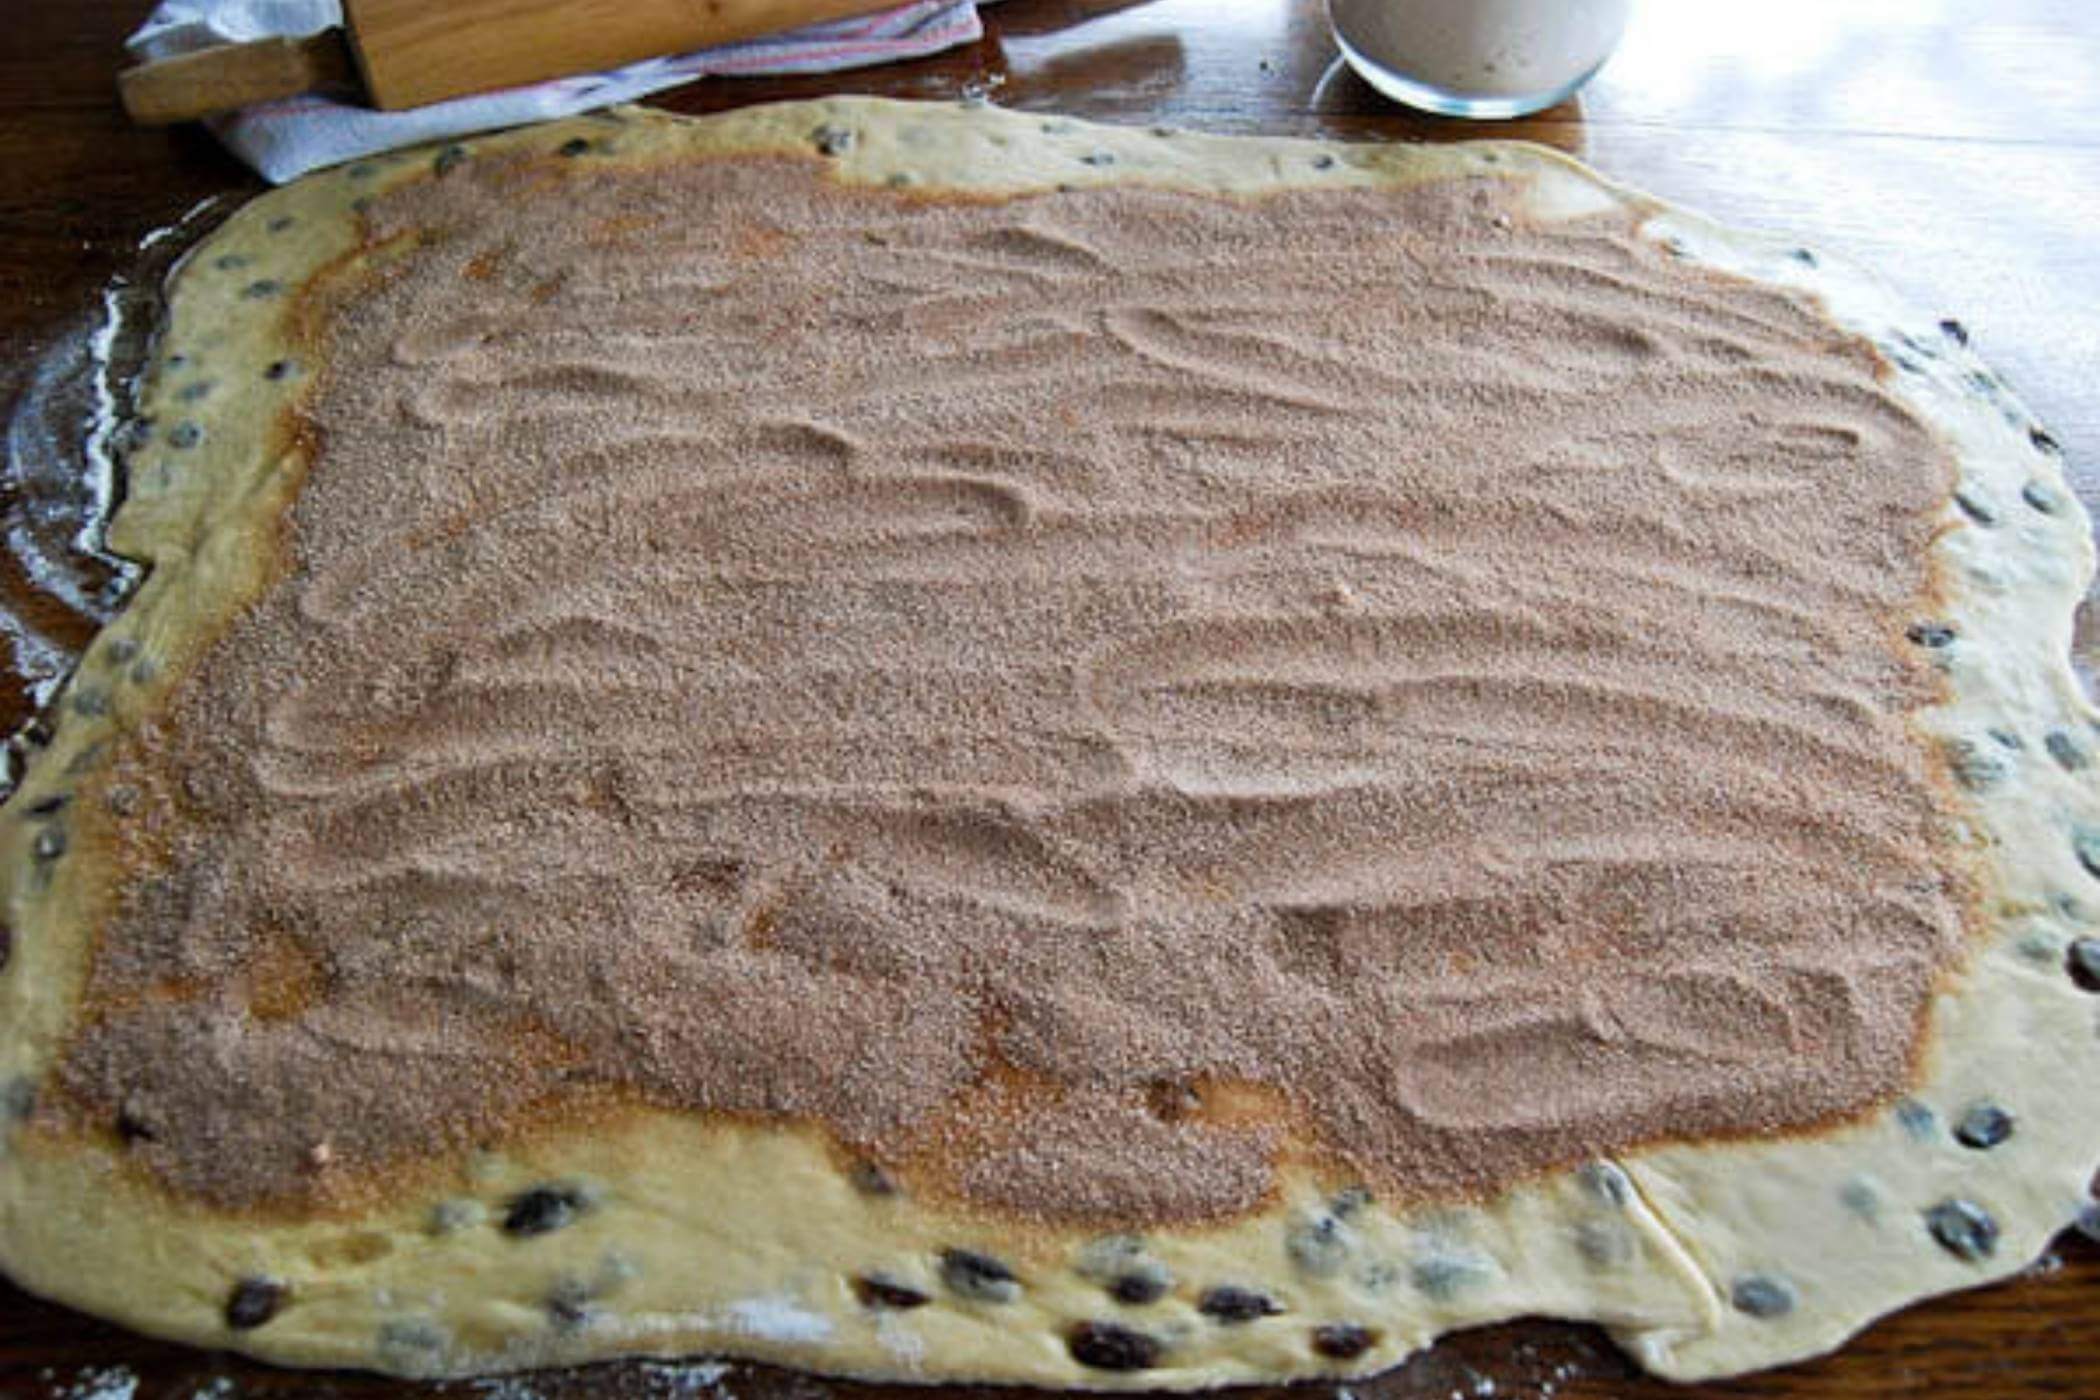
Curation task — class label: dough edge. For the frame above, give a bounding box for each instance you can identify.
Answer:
[0,97,2094,1386]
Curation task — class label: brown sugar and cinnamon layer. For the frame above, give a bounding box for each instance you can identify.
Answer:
[50,144,1970,1222]
[7,101,2097,1388]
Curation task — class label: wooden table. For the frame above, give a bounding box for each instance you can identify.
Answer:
[2,1,2096,1395]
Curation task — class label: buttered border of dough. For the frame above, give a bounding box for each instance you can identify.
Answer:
[1,98,2096,1386]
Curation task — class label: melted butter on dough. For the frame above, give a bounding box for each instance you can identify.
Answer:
[54,152,1970,1220]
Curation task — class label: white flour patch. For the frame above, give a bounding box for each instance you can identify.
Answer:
[635,1359,733,1397]
[50,1365,138,1400]
[79,280,128,555]
[722,1297,832,1344]
[139,196,224,252]
[1,311,114,714]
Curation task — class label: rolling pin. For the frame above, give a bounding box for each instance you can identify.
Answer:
[120,0,916,125]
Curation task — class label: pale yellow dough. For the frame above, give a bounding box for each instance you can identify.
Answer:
[0,98,2095,1385]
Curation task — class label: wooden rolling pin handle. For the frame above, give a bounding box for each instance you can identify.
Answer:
[344,0,911,110]
[119,31,359,126]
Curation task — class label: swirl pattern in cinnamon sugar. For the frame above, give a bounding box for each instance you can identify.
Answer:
[54,152,1971,1220]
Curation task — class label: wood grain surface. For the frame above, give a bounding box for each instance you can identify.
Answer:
[1,2,2096,1396]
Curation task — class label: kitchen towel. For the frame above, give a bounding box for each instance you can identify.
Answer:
[127,0,987,183]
